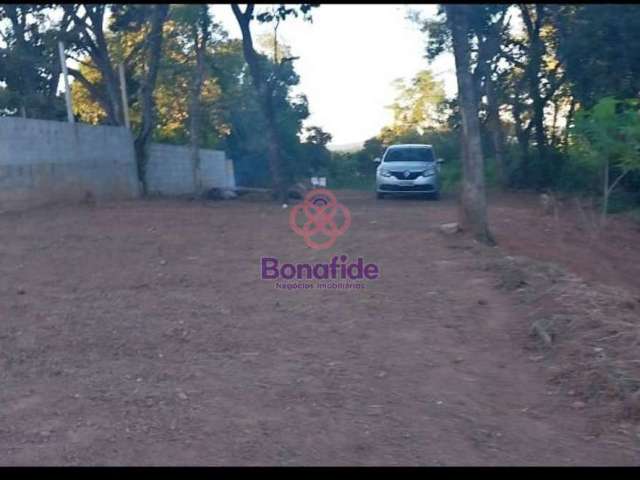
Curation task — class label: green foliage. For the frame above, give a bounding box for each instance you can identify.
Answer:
[5,3,640,210]
[255,4,318,24]
[384,70,446,138]
[298,126,332,176]
[553,5,640,108]
[212,39,313,187]
[568,97,640,196]
[327,152,374,190]
[438,158,461,193]
[607,190,640,214]
[571,98,640,171]
[65,10,318,189]
[322,67,459,189]
[0,5,67,119]
[438,156,501,193]
[328,127,463,190]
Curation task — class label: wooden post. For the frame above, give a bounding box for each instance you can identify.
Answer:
[118,63,131,129]
[58,41,74,124]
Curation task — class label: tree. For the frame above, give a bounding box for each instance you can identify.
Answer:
[206,37,311,188]
[82,12,226,147]
[445,5,495,245]
[230,3,316,202]
[62,4,170,193]
[110,4,170,194]
[70,60,109,124]
[497,5,567,187]
[304,125,332,146]
[61,4,127,126]
[414,5,510,188]
[170,4,217,193]
[385,69,446,137]
[256,31,293,62]
[552,5,640,109]
[472,6,510,188]
[301,126,332,176]
[569,97,640,223]
[0,5,66,119]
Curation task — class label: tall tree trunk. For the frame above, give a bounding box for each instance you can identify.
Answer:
[473,9,508,190]
[563,97,576,152]
[550,97,559,148]
[480,57,507,189]
[264,96,285,200]
[189,50,205,195]
[602,158,609,224]
[87,5,123,126]
[67,65,119,124]
[512,94,530,182]
[446,5,495,245]
[102,66,124,126]
[231,4,287,203]
[134,5,169,195]
[486,86,507,188]
[82,60,121,125]
[189,8,210,196]
[532,99,548,188]
[530,74,547,167]
[520,4,548,187]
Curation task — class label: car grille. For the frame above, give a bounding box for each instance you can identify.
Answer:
[380,184,435,192]
[390,171,422,180]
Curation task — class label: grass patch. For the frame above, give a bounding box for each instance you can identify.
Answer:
[328,175,374,191]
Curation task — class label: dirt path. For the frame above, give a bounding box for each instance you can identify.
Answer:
[0,191,638,465]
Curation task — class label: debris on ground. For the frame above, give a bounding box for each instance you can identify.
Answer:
[204,187,237,200]
[439,222,461,235]
[287,181,312,201]
[480,251,640,423]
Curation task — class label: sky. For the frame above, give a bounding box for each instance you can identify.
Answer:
[2,4,457,148]
[210,4,457,147]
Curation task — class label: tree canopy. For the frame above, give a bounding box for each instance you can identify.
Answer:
[1,3,639,212]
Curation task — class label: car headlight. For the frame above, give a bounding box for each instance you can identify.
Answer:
[379,169,392,178]
[421,166,435,176]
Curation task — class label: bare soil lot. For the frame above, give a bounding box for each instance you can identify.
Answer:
[0,190,638,465]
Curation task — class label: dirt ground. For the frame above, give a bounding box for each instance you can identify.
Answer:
[488,191,640,295]
[0,190,639,465]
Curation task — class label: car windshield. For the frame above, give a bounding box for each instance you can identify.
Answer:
[384,148,435,163]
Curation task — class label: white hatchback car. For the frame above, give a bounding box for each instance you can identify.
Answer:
[374,144,443,199]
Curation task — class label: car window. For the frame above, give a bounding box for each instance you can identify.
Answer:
[384,148,435,163]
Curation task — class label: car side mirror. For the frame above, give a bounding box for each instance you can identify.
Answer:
[437,158,444,164]
[373,157,381,163]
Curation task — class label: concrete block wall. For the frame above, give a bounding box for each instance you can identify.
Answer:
[199,149,228,188]
[146,143,236,196]
[146,144,197,196]
[0,117,140,211]
[0,117,235,211]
